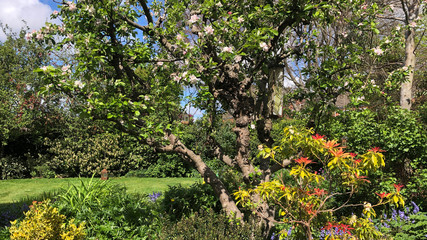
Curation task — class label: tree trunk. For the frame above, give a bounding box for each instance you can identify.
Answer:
[153,133,244,220]
[400,0,420,110]
[400,26,416,110]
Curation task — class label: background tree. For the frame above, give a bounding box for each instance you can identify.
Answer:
[0,25,59,179]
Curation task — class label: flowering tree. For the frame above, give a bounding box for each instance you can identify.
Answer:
[32,0,405,235]
[0,25,66,179]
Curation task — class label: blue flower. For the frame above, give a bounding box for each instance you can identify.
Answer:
[270,232,276,240]
[148,191,162,202]
[392,209,397,221]
[411,201,420,214]
[285,227,292,239]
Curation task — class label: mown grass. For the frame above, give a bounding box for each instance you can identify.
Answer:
[0,177,200,204]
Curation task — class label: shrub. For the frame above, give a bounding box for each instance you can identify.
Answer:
[235,126,402,239]
[47,132,142,177]
[54,177,162,239]
[9,200,85,240]
[318,107,427,205]
[158,208,263,240]
[0,156,27,180]
[143,153,194,177]
[31,164,56,178]
[406,169,427,209]
[161,181,221,221]
[376,202,427,240]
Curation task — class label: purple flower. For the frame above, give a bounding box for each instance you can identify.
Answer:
[148,192,162,202]
[270,232,276,240]
[392,209,397,220]
[287,227,292,237]
[411,201,420,214]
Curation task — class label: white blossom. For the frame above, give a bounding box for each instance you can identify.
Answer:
[61,65,71,74]
[176,34,183,41]
[189,75,198,84]
[173,74,181,82]
[86,6,95,13]
[234,55,242,62]
[204,25,214,35]
[372,46,383,55]
[260,42,269,52]
[67,1,77,11]
[222,46,233,53]
[237,17,244,23]
[36,33,44,40]
[25,33,32,41]
[41,66,48,72]
[189,15,199,24]
[74,80,84,89]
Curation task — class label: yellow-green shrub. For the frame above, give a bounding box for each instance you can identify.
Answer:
[9,200,85,240]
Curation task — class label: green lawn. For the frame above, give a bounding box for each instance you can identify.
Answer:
[0,177,200,204]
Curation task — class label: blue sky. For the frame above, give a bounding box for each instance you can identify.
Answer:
[40,0,60,10]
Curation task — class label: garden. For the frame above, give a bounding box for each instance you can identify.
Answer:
[1,0,427,239]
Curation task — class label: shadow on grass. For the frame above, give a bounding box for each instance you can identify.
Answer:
[0,190,61,228]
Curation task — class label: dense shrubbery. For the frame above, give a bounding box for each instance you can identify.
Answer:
[1,175,425,239]
[0,178,232,239]
[161,182,221,222]
[318,107,427,207]
[0,156,27,180]
[159,208,263,240]
[375,202,427,240]
[47,132,141,177]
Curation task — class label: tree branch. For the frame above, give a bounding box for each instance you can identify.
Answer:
[208,135,237,168]
[138,0,154,24]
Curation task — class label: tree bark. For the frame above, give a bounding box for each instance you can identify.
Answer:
[400,0,420,110]
[400,26,416,110]
[153,133,244,220]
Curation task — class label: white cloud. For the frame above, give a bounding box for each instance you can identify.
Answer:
[0,0,55,41]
